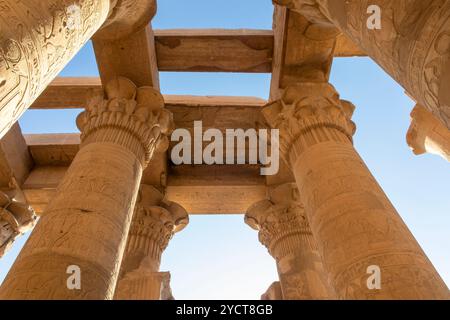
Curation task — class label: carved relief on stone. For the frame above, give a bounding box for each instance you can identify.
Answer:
[275,0,450,130]
[76,77,174,166]
[95,0,157,40]
[0,0,115,139]
[0,77,174,300]
[407,104,450,162]
[246,183,310,257]
[262,83,356,165]
[114,184,188,300]
[246,183,335,300]
[261,281,283,300]
[0,190,36,258]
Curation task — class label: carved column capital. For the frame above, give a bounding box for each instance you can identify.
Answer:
[129,185,189,255]
[0,191,36,258]
[262,82,356,165]
[407,104,450,162]
[76,77,174,167]
[272,0,332,25]
[262,83,356,165]
[245,183,310,258]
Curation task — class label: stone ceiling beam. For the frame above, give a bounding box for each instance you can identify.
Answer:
[31,77,267,109]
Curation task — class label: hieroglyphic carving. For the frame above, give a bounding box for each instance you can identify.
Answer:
[274,0,450,129]
[407,104,450,162]
[0,0,114,139]
[114,184,188,300]
[0,77,174,299]
[0,190,36,258]
[262,83,449,299]
[246,183,335,300]
[94,0,157,40]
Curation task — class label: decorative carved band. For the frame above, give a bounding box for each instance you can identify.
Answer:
[262,83,356,165]
[0,191,36,258]
[245,183,315,259]
[272,0,332,26]
[275,0,450,130]
[76,77,174,167]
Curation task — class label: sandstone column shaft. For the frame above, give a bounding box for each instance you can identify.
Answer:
[0,0,115,139]
[275,0,450,129]
[114,185,188,300]
[246,183,335,300]
[0,77,173,299]
[263,83,449,299]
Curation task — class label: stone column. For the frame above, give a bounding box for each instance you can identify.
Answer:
[245,183,335,300]
[407,104,450,162]
[0,0,117,139]
[261,282,283,300]
[273,0,450,130]
[262,82,449,299]
[114,184,188,300]
[0,77,174,299]
[0,191,36,258]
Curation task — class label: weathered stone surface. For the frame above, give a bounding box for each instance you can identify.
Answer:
[246,183,335,300]
[274,0,450,130]
[261,281,283,300]
[114,184,188,300]
[0,191,36,258]
[0,2,448,301]
[263,83,449,299]
[0,0,114,139]
[407,104,450,162]
[0,77,173,299]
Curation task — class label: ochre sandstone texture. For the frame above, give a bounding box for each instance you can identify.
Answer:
[246,183,335,299]
[274,0,450,130]
[0,1,448,301]
[407,104,450,162]
[0,0,114,139]
[0,191,36,258]
[0,77,174,299]
[262,83,449,299]
[114,184,188,300]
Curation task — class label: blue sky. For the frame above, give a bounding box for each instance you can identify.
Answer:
[1,0,449,300]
